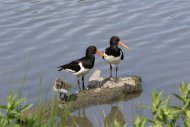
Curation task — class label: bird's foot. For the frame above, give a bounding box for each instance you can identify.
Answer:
[82,86,88,90]
[108,75,113,80]
[113,77,119,82]
[78,87,88,93]
[79,90,88,94]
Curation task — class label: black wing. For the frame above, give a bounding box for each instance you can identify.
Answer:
[120,49,124,60]
[57,58,83,72]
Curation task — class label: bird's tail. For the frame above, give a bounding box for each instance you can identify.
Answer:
[57,65,66,71]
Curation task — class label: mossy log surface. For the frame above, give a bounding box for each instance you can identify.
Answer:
[56,70,142,112]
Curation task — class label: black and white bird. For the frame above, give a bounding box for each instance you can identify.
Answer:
[103,36,129,78]
[57,46,106,91]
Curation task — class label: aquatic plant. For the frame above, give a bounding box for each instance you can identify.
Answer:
[134,82,190,127]
[0,82,189,127]
[0,91,32,127]
[133,116,147,127]
[171,82,190,127]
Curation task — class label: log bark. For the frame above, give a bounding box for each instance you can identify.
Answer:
[55,70,142,112]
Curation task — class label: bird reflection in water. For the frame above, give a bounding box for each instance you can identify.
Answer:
[104,106,125,127]
[61,108,94,127]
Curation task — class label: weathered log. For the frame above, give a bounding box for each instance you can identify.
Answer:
[55,70,142,111]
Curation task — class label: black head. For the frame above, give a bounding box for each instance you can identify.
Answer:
[110,36,120,47]
[86,46,97,57]
[86,46,106,58]
[109,36,129,49]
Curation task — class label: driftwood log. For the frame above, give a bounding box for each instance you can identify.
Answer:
[55,70,142,112]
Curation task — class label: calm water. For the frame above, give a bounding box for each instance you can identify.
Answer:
[1,0,190,126]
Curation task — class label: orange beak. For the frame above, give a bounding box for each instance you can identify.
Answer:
[96,51,107,57]
[118,41,129,49]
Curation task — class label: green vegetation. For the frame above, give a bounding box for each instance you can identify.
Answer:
[0,83,189,127]
[134,82,190,127]
[0,91,32,127]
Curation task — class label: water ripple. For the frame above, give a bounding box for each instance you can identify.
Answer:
[0,0,190,125]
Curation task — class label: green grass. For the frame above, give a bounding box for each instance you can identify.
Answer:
[0,82,189,127]
[134,82,190,127]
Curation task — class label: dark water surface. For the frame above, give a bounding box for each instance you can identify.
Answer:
[1,0,190,126]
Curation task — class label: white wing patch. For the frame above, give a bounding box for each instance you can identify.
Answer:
[64,69,76,73]
[59,89,68,93]
[53,84,68,94]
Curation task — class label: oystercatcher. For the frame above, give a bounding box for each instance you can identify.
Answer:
[53,77,72,101]
[58,46,106,90]
[103,36,129,78]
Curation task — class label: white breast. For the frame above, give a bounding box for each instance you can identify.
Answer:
[74,62,90,77]
[53,85,68,94]
[104,51,122,65]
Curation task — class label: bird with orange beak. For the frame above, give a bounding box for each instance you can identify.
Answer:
[103,36,129,78]
[58,46,106,91]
